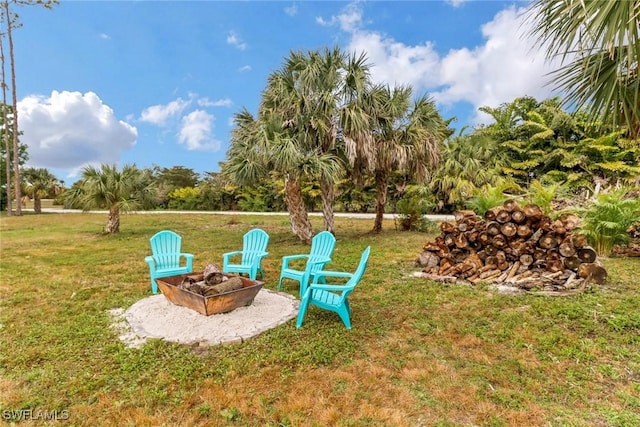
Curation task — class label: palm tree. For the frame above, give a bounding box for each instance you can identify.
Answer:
[22,167,59,213]
[429,133,510,211]
[66,164,156,234]
[270,47,371,234]
[346,84,447,233]
[525,0,640,137]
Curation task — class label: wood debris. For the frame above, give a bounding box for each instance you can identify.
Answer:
[415,201,608,293]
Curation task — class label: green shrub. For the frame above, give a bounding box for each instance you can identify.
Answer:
[574,188,640,256]
[395,186,437,232]
[167,187,200,210]
[524,180,560,215]
[465,183,519,217]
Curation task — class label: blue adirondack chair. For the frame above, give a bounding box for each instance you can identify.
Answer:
[278,230,336,295]
[222,228,270,280]
[296,246,371,329]
[145,230,194,294]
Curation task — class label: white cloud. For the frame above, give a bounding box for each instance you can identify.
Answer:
[284,3,298,17]
[238,65,252,72]
[227,31,247,50]
[348,31,441,89]
[178,110,221,152]
[197,97,233,108]
[332,2,565,126]
[18,90,137,171]
[446,0,467,8]
[139,98,190,126]
[433,6,563,123]
[316,2,362,32]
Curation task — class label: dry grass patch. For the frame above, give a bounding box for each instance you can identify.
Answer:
[1,213,639,426]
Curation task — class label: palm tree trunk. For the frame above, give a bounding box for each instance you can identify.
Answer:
[320,179,335,234]
[106,206,120,233]
[285,174,313,243]
[373,169,388,233]
[33,194,41,214]
[4,0,20,216]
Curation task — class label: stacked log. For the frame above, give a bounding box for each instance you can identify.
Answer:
[178,263,245,296]
[416,201,608,292]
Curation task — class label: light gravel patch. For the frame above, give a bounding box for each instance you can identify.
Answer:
[110,289,299,348]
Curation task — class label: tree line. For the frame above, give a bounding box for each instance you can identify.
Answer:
[2,1,639,242]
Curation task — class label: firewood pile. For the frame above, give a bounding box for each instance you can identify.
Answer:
[178,263,244,296]
[415,200,608,292]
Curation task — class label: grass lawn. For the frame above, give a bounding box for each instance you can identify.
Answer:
[1,212,639,426]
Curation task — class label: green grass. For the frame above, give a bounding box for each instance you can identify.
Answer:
[1,212,639,426]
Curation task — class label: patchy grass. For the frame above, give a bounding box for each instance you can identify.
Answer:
[1,212,639,426]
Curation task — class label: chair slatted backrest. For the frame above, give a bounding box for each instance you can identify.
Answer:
[309,231,336,263]
[150,230,183,269]
[344,246,371,290]
[241,229,270,264]
[305,231,336,278]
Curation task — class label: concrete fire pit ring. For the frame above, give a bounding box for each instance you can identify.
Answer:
[121,289,299,347]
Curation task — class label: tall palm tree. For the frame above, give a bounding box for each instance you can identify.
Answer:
[223,107,320,243]
[347,84,447,233]
[66,164,156,234]
[525,0,640,137]
[269,47,371,234]
[22,167,59,213]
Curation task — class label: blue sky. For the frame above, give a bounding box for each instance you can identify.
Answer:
[14,0,563,185]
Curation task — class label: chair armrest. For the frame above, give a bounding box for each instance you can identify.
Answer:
[311,270,353,282]
[281,254,309,269]
[181,253,194,270]
[223,251,243,263]
[144,255,156,267]
[308,283,351,291]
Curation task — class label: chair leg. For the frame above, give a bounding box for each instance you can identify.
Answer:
[151,277,158,294]
[337,306,352,329]
[296,292,312,328]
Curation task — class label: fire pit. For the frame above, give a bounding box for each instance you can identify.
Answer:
[155,272,264,316]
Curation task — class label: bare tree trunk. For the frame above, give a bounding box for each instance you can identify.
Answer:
[106,206,120,233]
[285,174,313,243]
[372,170,388,233]
[320,179,335,234]
[4,0,20,215]
[0,29,11,216]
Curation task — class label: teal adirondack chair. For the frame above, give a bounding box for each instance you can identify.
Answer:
[222,228,270,280]
[278,231,336,295]
[145,230,194,294]
[296,246,371,329]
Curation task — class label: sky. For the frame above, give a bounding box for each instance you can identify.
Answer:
[13,0,565,185]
